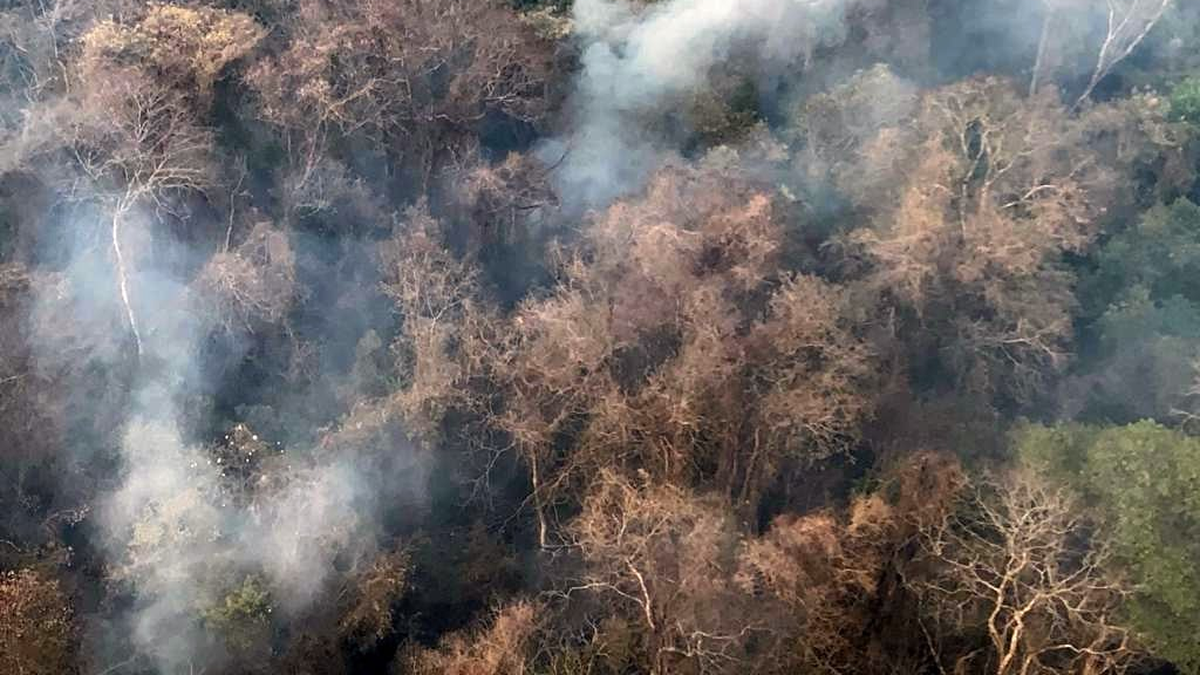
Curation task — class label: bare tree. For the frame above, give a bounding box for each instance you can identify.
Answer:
[380,205,500,440]
[194,222,298,334]
[0,0,96,171]
[0,0,78,103]
[495,161,875,536]
[1074,0,1173,110]
[337,549,410,651]
[746,273,875,497]
[66,67,214,355]
[730,451,967,675]
[911,468,1141,675]
[563,470,762,675]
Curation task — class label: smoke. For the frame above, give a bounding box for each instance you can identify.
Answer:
[7,0,1178,672]
[28,205,422,673]
[544,0,853,208]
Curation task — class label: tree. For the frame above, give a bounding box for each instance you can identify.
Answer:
[1172,75,1200,125]
[484,158,876,539]
[734,450,966,675]
[850,77,1116,404]
[1083,198,1200,310]
[0,569,74,675]
[248,0,554,190]
[1017,422,1200,670]
[0,1,65,117]
[1073,92,1195,213]
[790,64,919,215]
[1074,0,1174,109]
[405,601,540,675]
[194,222,299,334]
[912,467,1140,675]
[44,4,262,354]
[563,470,761,675]
[1064,199,1200,421]
[447,148,558,264]
[78,3,264,98]
[379,205,499,442]
[746,273,876,488]
[337,549,410,651]
[201,575,274,659]
[64,65,214,355]
[0,0,101,169]
[736,501,894,674]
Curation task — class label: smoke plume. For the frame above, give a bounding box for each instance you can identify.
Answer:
[545,0,852,208]
[28,205,421,673]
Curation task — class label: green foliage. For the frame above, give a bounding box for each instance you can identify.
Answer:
[1097,287,1200,349]
[686,77,762,149]
[1015,421,1200,670]
[202,575,273,655]
[1068,199,1200,422]
[1172,76,1200,125]
[1084,199,1200,315]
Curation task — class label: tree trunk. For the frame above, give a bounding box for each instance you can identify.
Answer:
[529,449,547,549]
[1030,7,1054,97]
[111,208,142,357]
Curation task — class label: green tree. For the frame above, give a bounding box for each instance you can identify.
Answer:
[1067,199,1200,422]
[1016,421,1200,670]
[1083,198,1200,313]
[1171,75,1200,125]
[202,575,273,657]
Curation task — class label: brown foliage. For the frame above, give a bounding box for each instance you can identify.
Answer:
[556,456,965,675]
[488,160,876,526]
[67,65,214,204]
[249,0,553,184]
[736,507,889,673]
[734,451,965,674]
[278,157,388,230]
[0,569,74,675]
[377,158,877,545]
[793,64,919,210]
[450,150,558,253]
[850,78,1117,402]
[748,274,877,471]
[380,205,499,441]
[195,222,298,333]
[567,470,759,675]
[1075,91,1198,211]
[405,601,540,675]
[79,3,264,96]
[338,549,410,650]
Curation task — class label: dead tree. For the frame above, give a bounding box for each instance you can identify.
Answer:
[67,67,213,355]
[563,471,761,675]
[1074,0,1173,109]
[911,469,1141,675]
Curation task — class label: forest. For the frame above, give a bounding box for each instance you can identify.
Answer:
[2,0,1200,673]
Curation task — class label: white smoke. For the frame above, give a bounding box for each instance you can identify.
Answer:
[546,0,852,208]
[29,207,420,673]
